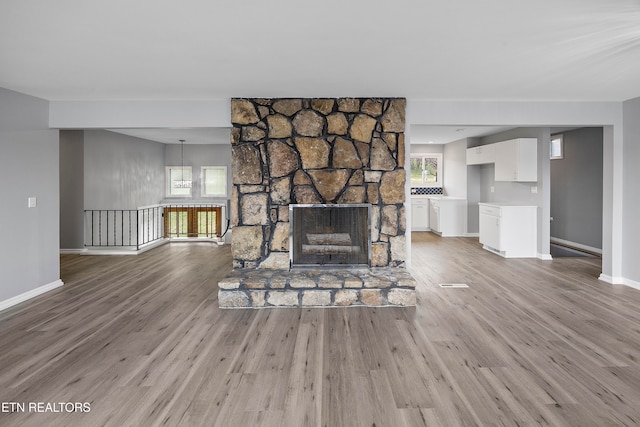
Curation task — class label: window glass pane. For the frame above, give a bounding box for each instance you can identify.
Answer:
[167,167,192,197]
[197,211,217,237]
[410,157,424,185]
[202,167,227,196]
[167,211,188,237]
[424,157,438,182]
[409,154,441,185]
[550,135,563,159]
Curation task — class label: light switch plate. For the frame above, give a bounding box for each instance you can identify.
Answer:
[531,186,538,194]
[490,186,495,193]
[28,197,37,208]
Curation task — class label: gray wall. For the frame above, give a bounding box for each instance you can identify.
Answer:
[443,139,467,198]
[550,128,603,249]
[623,97,640,283]
[84,130,165,210]
[60,130,85,249]
[0,88,60,302]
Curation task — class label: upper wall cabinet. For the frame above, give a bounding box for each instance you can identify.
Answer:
[466,138,537,182]
[494,138,537,182]
[466,144,495,165]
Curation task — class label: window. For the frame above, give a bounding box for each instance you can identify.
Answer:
[201,166,227,197]
[409,153,443,186]
[164,206,222,238]
[550,134,563,159]
[166,166,193,197]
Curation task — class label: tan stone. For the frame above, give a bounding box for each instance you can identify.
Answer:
[387,289,416,306]
[231,187,239,227]
[338,186,366,204]
[270,222,290,251]
[348,170,364,185]
[267,140,299,178]
[390,235,406,262]
[294,186,322,204]
[242,126,266,142]
[381,205,398,236]
[350,114,377,143]
[344,276,363,288]
[293,170,312,185]
[273,99,303,116]
[270,177,291,205]
[311,99,335,115]
[290,277,316,289]
[397,134,405,168]
[371,206,380,242]
[267,114,293,138]
[301,290,331,306]
[308,169,351,203]
[364,275,392,288]
[292,110,324,137]
[370,138,397,171]
[367,183,379,204]
[245,278,267,289]
[332,137,362,169]
[364,171,383,183]
[231,226,263,260]
[379,170,406,204]
[335,290,358,306]
[231,127,240,144]
[219,290,250,308]
[381,99,406,132]
[318,274,342,289]
[327,113,348,135]
[295,137,330,169]
[250,291,267,307]
[239,185,265,194]
[232,144,263,184]
[381,133,397,151]
[338,98,360,112]
[259,252,290,269]
[371,242,389,267]
[355,142,370,167]
[278,206,289,222]
[218,276,241,290]
[241,193,268,225]
[399,206,406,232]
[360,289,382,306]
[258,105,270,119]
[361,99,383,117]
[269,276,287,289]
[267,291,299,306]
[231,99,260,125]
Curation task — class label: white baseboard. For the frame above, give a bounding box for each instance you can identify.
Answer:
[60,248,87,255]
[598,274,640,292]
[622,277,640,291]
[464,233,479,238]
[0,279,64,312]
[83,239,169,255]
[550,237,602,255]
[537,253,553,261]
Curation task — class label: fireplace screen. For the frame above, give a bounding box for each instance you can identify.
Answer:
[290,204,371,267]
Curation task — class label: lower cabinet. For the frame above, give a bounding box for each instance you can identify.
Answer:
[429,198,466,237]
[411,198,430,231]
[478,203,537,258]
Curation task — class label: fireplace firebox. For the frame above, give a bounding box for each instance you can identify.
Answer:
[290,204,371,267]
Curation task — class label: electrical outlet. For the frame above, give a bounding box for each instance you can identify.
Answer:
[28,197,37,208]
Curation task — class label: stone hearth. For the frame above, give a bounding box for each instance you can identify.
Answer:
[219,97,416,308]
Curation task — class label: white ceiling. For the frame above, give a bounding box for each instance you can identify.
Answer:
[1,1,639,145]
[106,127,230,145]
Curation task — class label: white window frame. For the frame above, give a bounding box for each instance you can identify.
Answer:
[166,166,193,198]
[201,166,228,197]
[550,134,564,160]
[410,153,443,187]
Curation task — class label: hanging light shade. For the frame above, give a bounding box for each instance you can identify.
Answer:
[173,139,192,189]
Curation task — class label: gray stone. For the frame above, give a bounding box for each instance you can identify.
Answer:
[267,140,299,178]
[381,205,398,236]
[381,99,406,132]
[231,187,239,226]
[335,290,358,306]
[390,235,406,262]
[327,113,348,135]
[371,242,389,267]
[337,186,366,204]
[267,114,293,138]
[360,289,382,306]
[290,277,316,288]
[311,99,335,115]
[270,222,290,252]
[267,291,299,306]
[399,206,406,232]
[361,99,383,117]
[370,138,397,171]
[338,98,360,112]
[241,193,268,225]
[332,137,362,169]
[364,275,392,288]
[379,170,406,204]
[350,114,377,143]
[218,276,241,290]
[231,100,260,125]
[232,144,263,184]
[259,252,290,269]
[371,206,380,242]
[270,177,291,205]
[231,226,263,260]
[364,171,382,183]
[308,169,351,203]
[231,127,240,144]
[293,110,324,137]
[273,99,303,116]
[387,288,416,306]
[269,276,287,289]
[302,290,332,306]
[295,137,330,169]
[242,126,266,142]
[219,290,250,308]
[294,186,322,204]
[318,274,342,289]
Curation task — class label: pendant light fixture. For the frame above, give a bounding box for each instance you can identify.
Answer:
[173,139,192,188]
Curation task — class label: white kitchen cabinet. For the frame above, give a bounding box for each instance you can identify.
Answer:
[478,203,537,258]
[466,144,495,165]
[429,197,466,237]
[411,198,430,231]
[494,138,537,182]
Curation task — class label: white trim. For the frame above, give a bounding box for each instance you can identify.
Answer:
[599,274,640,291]
[83,238,169,255]
[622,277,640,291]
[537,253,553,261]
[464,232,479,238]
[60,248,88,255]
[550,237,602,255]
[0,280,64,312]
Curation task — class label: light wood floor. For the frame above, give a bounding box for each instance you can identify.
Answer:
[1,234,640,426]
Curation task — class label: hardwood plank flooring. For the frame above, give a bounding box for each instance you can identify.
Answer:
[1,235,640,426]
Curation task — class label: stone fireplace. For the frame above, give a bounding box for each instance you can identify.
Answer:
[218,97,416,308]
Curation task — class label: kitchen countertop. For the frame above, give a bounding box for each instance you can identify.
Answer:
[411,195,466,200]
[478,202,537,207]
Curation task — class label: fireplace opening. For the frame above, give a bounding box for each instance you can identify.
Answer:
[290,204,371,267]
